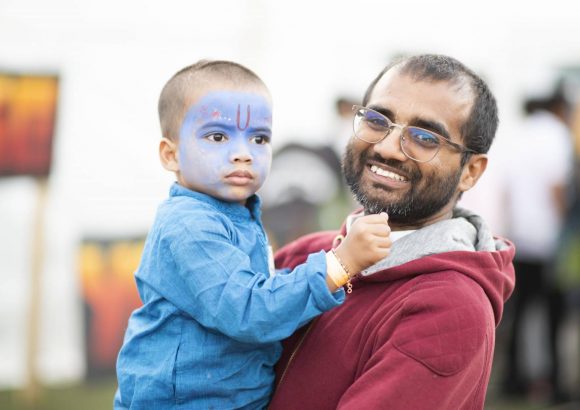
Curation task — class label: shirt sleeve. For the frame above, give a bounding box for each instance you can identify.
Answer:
[146,212,344,344]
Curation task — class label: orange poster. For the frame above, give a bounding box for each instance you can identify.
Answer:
[79,237,144,377]
[0,73,58,176]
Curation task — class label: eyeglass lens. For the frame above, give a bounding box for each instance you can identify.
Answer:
[354,108,441,162]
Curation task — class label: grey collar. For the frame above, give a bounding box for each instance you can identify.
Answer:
[360,207,502,276]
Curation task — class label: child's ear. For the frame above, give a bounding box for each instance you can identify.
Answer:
[159,138,180,172]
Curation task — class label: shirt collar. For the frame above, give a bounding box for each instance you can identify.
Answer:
[169,182,261,221]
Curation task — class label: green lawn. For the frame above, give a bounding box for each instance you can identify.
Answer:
[0,378,575,410]
[0,378,117,410]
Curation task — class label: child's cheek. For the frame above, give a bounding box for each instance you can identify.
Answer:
[252,148,272,185]
[179,143,217,185]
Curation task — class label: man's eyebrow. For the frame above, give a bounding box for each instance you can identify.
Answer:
[411,118,451,140]
[367,104,452,140]
[367,104,396,120]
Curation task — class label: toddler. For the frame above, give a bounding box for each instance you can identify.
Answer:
[114,60,391,409]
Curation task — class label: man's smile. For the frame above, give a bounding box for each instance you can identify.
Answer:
[369,164,409,182]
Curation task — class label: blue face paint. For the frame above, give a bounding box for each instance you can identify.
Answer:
[177,90,273,204]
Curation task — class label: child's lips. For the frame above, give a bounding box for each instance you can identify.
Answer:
[225,170,254,185]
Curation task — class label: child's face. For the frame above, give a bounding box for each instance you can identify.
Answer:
[176,89,273,204]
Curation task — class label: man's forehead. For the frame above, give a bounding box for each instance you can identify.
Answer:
[369,70,473,118]
[370,68,473,104]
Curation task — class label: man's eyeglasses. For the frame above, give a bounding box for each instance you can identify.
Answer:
[352,105,477,163]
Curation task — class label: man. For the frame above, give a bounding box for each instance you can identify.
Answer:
[269,54,515,410]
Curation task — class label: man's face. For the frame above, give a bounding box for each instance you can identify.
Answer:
[343,69,474,227]
[176,88,273,204]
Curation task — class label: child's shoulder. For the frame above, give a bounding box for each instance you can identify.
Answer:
[157,195,231,231]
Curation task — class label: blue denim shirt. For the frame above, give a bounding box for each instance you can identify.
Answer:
[115,183,344,409]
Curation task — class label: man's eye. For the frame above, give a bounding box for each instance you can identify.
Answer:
[408,128,440,147]
[364,114,390,130]
[205,133,228,143]
[251,135,271,145]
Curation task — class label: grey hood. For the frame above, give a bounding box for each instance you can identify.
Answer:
[363,207,511,276]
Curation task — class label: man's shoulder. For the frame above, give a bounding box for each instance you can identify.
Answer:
[390,271,492,376]
[405,270,491,311]
[394,270,494,323]
[274,230,338,269]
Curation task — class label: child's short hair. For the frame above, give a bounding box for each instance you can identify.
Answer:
[158,60,268,140]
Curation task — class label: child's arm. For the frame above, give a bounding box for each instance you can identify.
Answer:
[144,212,390,344]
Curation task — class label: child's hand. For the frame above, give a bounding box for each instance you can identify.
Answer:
[334,213,391,274]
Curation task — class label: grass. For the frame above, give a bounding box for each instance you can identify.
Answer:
[0,378,117,410]
[0,377,576,409]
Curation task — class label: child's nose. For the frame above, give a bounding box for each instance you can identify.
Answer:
[230,142,253,164]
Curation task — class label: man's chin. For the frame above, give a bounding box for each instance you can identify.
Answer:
[362,184,406,206]
[356,194,401,215]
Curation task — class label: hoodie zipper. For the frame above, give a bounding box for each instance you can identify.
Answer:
[275,318,318,390]
[272,235,344,403]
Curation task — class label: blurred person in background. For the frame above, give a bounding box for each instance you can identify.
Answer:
[554,97,580,403]
[260,142,346,248]
[330,96,360,158]
[269,54,515,410]
[260,96,359,249]
[554,90,580,403]
[502,80,574,403]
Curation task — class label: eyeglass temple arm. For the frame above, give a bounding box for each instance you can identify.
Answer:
[444,137,477,154]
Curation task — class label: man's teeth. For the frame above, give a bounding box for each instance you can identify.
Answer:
[370,165,407,182]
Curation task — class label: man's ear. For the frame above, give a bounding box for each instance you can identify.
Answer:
[458,154,488,193]
[159,138,180,172]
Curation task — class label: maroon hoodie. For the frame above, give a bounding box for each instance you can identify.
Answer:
[269,209,515,410]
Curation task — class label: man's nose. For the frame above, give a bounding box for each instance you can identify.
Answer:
[372,127,408,162]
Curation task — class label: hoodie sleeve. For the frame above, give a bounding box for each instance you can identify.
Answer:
[336,273,495,409]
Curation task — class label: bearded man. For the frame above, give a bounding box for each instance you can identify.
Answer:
[269,54,515,410]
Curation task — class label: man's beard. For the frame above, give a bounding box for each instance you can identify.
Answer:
[342,143,462,225]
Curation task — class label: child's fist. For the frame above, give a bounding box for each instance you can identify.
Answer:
[334,212,391,274]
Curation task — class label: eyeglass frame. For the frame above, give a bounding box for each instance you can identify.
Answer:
[351,105,478,163]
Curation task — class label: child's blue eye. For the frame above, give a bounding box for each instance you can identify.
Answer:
[250,135,271,145]
[205,133,228,143]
